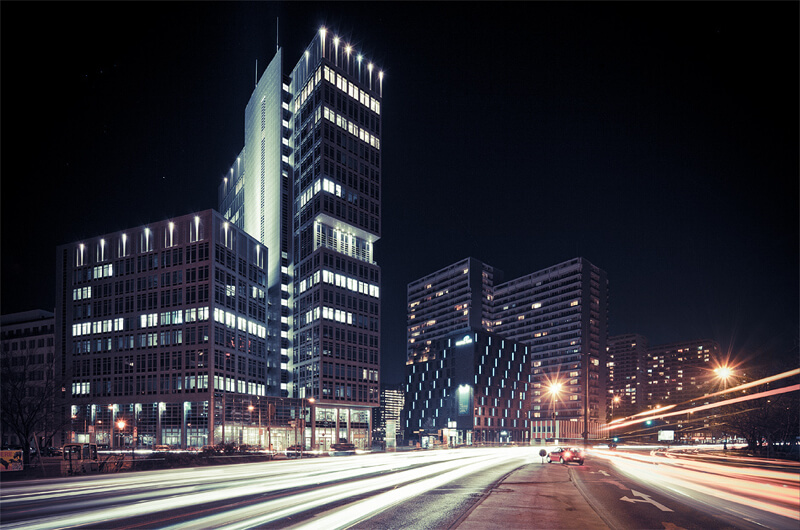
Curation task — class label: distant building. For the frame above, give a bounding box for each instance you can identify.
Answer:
[0,310,56,448]
[644,339,721,408]
[606,334,648,419]
[54,209,314,450]
[403,329,530,446]
[219,28,384,448]
[373,384,404,444]
[406,257,609,443]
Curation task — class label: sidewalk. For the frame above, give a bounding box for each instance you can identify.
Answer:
[456,461,610,530]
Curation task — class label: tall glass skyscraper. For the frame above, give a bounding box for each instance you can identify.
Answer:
[220,28,383,448]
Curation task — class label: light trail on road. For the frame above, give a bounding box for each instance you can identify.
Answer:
[592,448,800,523]
[0,448,538,530]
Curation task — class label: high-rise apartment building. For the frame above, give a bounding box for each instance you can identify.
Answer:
[220,29,383,448]
[644,339,721,408]
[406,258,501,363]
[406,257,608,441]
[492,258,608,426]
[606,333,648,419]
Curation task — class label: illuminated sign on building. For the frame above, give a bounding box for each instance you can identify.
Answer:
[455,335,473,346]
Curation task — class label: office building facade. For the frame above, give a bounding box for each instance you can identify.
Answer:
[219,28,383,448]
[53,210,320,449]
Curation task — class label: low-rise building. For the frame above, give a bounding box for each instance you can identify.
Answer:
[0,310,57,450]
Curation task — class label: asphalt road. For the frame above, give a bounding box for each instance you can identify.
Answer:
[1,447,797,530]
[0,448,536,530]
[573,448,800,530]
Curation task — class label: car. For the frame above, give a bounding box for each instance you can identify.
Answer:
[42,447,63,457]
[286,444,303,456]
[546,446,584,465]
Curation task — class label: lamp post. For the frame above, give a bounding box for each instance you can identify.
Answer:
[612,395,621,420]
[267,401,273,453]
[248,404,255,448]
[305,397,316,454]
[547,382,562,444]
[108,405,115,449]
[713,365,735,447]
[117,419,126,459]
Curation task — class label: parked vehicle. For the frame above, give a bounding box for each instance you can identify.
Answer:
[286,444,303,456]
[61,443,99,475]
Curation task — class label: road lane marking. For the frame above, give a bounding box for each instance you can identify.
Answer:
[620,489,673,512]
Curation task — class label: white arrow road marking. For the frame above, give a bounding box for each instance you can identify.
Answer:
[620,489,673,512]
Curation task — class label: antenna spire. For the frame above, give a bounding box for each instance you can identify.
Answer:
[276,17,279,52]
[255,60,258,88]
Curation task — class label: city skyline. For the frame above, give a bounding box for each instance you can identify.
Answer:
[2,2,797,386]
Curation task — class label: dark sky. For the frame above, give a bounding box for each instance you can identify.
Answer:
[2,2,797,384]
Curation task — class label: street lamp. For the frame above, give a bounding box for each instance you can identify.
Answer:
[116,419,126,452]
[612,395,621,419]
[547,382,562,443]
[108,405,115,449]
[714,365,734,388]
[248,404,255,448]
[306,397,315,453]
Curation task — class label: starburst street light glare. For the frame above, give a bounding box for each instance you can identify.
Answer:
[548,382,563,396]
[714,366,733,380]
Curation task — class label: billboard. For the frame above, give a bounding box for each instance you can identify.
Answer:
[0,450,23,472]
[658,430,675,441]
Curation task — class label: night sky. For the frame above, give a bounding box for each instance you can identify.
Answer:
[2,2,797,384]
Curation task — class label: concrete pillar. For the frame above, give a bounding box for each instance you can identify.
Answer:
[346,408,351,443]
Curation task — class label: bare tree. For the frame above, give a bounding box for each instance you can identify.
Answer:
[0,346,70,465]
[719,366,800,456]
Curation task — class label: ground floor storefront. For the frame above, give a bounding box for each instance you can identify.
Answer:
[66,396,372,451]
